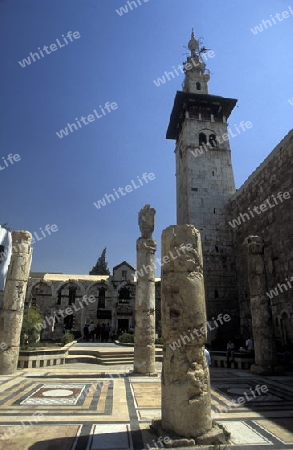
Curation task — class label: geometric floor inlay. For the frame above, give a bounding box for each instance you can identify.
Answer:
[255,419,293,445]
[213,382,284,403]
[20,384,87,405]
[1,365,293,450]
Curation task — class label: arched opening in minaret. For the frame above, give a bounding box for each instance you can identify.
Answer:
[196,82,201,90]
[199,132,207,146]
[209,134,217,147]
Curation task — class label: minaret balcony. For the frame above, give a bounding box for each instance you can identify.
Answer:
[167,91,237,140]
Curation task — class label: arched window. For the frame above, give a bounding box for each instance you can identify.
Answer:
[209,134,217,147]
[69,287,77,305]
[196,82,201,90]
[98,288,106,308]
[57,289,61,305]
[199,132,207,146]
[118,286,130,304]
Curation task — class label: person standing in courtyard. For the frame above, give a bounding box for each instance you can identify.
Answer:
[95,323,101,342]
[105,323,111,342]
[204,347,211,366]
[246,337,253,352]
[89,322,95,342]
[83,323,89,342]
[226,340,235,363]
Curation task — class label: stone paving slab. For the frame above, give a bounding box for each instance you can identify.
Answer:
[0,367,292,449]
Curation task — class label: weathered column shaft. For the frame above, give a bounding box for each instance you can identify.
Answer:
[134,237,156,374]
[245,236,278,372]
[134,204,156,375]
[0,231,32,375]
[161,224,212,438]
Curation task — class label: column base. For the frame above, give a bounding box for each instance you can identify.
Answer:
[151,419,229,446]
[250,364,284,375]
[130,369,158,377]
[0,347,19,375]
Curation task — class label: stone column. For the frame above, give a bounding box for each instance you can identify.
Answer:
[134,205,156,375]
[0,231,32,375]
[244,236,282,375]
[161,224,212,438]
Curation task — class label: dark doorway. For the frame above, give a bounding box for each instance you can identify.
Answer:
[118,319,129,332]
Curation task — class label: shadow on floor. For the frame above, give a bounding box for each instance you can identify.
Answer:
[27,428,141,450]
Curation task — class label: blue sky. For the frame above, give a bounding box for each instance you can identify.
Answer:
[1,0,293,275]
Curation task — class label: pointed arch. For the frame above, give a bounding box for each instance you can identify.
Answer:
[199,132,207,146]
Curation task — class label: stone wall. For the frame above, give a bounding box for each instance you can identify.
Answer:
[25,274,135,338]
[230,130,293,347]
[25,271,164,338]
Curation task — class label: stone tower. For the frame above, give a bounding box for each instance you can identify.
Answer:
[166,31,239,338]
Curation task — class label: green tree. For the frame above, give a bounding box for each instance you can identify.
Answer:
[20,307,43,347]
[89,247,110,275]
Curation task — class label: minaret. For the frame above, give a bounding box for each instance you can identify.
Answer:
[182,30,210,95]
[166,31,238,337]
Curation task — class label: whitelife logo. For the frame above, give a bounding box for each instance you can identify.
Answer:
[93,172,155,210]
[18,31,81,68]
[266,276,293,299]
[133,243,193,279]
[153,52,215,87]
[228,192,291,228]
[31,224,58,245]
[169,314,231,351]
[191,121,253,158]
[35,295,96,332]
[56,102,118,139]
[116,0,149,16]
[250,6,293,35]
[0,153,21,171]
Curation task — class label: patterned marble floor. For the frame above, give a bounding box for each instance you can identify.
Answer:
[0,365,292,449]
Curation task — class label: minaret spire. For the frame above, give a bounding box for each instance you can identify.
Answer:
[183,29,210,94]
[188,29,199,56]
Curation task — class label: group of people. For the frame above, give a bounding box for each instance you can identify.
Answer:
[83,322,111,342]
[226,337,254,362]
[205,337,254,367]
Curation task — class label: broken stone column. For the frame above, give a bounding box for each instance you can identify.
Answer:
[161,224,212,438]
[245,235,282,375]
[0,231,32,375]
[133,205,156,375]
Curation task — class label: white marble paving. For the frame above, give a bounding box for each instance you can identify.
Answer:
[90,424,132,449]
[218,421,273,445]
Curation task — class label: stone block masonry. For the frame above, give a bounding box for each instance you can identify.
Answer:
[230,129,293,340]
[229,191,290,228]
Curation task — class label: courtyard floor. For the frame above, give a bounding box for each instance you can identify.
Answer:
[0,351,292,449]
